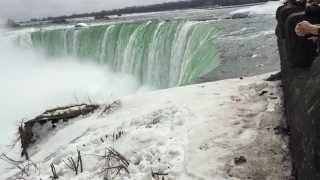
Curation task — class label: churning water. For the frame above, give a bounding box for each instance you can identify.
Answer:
[18,20,221,88]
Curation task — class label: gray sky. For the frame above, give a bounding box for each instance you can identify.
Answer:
[0,0,179,20]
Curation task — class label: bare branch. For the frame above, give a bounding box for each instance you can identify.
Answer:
[63,150,84,175]
[50,163,59,179]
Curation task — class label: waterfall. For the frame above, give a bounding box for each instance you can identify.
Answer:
[19,20,221,88]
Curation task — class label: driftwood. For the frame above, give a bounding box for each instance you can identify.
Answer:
[19,103,100,159]
[18,100,121,160]
[25,104,99,128]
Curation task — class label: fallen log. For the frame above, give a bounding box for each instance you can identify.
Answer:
[20,103,100,159]
[25,104,99,128]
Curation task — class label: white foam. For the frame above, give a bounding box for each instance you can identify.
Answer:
[230,1,282,16]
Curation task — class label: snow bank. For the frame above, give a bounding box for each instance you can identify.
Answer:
[0,73,291,179]
[230,1,282,16]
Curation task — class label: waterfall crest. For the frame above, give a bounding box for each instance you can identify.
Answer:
[21,20,221,88]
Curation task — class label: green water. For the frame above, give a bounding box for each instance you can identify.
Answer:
[23,20,221,88]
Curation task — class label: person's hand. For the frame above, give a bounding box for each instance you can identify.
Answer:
[295,21,318,36]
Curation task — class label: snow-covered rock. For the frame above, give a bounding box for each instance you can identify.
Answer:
[0,73,291,180]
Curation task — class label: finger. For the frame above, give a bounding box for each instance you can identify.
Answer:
[296,24,302,29]
[296,26,303,33]
[296,31,304,36]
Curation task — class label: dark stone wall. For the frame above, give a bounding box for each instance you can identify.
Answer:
[282,59,320,180]
[277,3,320,179]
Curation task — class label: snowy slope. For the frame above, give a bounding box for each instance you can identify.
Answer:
[0,73,291,180]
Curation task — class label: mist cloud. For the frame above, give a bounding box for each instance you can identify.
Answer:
[0,17,4,27]
[0,37,152,146]
[0,0,179,20]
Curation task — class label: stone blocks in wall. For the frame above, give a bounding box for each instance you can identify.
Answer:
[276,2,320,179]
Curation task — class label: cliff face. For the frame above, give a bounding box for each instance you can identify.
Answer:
[277,3,320,179]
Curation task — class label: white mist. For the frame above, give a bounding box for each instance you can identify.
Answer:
[0,30,148,146]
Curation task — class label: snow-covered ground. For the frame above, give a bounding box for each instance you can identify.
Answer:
[0,73,291,180]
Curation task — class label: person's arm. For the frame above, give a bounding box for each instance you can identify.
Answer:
[295,20,320,36]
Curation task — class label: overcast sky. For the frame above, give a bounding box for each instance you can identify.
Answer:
[0,0,179,20]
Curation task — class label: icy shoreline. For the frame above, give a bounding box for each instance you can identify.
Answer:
[0,73,291,180]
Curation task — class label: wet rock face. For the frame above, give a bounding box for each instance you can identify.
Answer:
[277,2,320,179]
